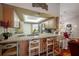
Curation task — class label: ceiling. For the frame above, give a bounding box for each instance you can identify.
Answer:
[6,3,60,17]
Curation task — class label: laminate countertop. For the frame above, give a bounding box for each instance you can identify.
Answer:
[0,33,58,44]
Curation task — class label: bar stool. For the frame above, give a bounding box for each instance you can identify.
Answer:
[1,43,17,56]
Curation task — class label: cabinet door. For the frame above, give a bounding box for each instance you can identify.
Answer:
[40,38,47,54]
[53,37,61,55]
[3,4,14,27]
[48,19,56,29]
[0,49,2,56]
[19,40,29,56]
[42,17,59,29]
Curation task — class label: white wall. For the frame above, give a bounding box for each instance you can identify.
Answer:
[0,27,4,34]
[23,23,32,35]
[14,11,20,28]
[7,3,60,16]
[60,3,79,38]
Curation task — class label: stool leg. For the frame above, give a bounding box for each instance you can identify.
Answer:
[17,42,19,56]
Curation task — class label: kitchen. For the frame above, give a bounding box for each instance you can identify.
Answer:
[0,3,60,56]
[1,3,79,56]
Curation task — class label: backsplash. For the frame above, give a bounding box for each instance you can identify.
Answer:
[0,27,4,34]
[0,26,15,34]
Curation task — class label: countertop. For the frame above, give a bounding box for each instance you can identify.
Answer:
[0,33,58,44]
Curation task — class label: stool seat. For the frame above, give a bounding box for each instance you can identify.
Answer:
[2,43,17,49]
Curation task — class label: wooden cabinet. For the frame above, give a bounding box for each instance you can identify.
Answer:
[0,4,14,27]
[47,37,53,56]
[19,40,29,56]
[3,4,14,27]
[53,37,61,55]
[40,38,47,56]
[18,37,60,56]
[0,47,2,56]
[29,39,40,56]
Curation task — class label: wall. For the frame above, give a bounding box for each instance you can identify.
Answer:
[0,27,4,34]
[23,23,32,35]
[60,3,79,38]
[7,3,60,17]
[14,9,32,35]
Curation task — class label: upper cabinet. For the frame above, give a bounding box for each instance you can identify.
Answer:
[3,4,14,27]
[41,17,59,30]
[48,17,59,29]
[0,4,14,27]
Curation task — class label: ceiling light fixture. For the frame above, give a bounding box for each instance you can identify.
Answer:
[23,14,45,23]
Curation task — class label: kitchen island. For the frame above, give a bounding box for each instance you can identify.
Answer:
[0,33,61,56]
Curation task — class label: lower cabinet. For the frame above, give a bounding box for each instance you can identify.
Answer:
[47,37,54,56]
[19,40,29,56]
[0,49,2,56]
[29,39,40,56]
[53,37,61,55]
[18,37,61,56]
[40,38,47,56]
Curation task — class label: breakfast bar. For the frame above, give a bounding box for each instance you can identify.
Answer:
[0,33,61,56]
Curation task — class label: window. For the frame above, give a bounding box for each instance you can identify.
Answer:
[32,24,39,33]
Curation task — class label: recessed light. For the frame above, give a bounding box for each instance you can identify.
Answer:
[23,14,45,23]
